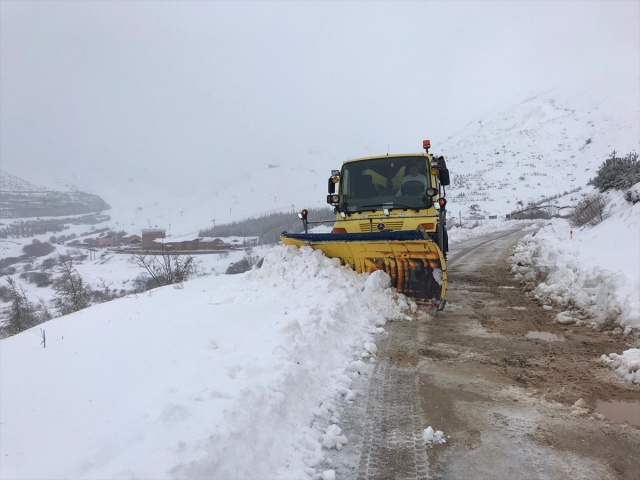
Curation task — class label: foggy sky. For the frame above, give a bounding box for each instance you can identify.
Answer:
[1,0,639,189]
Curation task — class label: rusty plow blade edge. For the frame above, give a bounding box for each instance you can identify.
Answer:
[281,235,447,308]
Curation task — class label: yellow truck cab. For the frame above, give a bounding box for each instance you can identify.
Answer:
[326,147,449,251]
[281,140,450,309]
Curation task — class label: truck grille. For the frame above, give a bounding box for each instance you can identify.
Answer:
[358,220,405,232]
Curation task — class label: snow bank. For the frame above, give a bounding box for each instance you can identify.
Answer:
[0,245,412,480]
[510,217,640,331]
[601,349,640,384]
[509,192,640,385]
[178,246,412,480]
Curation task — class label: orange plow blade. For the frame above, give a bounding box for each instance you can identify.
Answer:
[281,233,447,308]
[344,241,446,308]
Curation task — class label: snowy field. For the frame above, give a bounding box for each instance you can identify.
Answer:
[0,231,255,307]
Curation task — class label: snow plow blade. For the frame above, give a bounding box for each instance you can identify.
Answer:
[281,231,447,308]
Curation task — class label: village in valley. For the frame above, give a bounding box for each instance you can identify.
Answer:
[72,227,238,253]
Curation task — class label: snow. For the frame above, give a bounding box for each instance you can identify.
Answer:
[0,245,412,480]
[509,187,640,332]
[441,76,640,219]
[422,426,447,446]
[507,187,640,386]
[6,209,637,480]
[321,425,349,450]
[447,218,534,243]
[2,74,640,476]
[2,198,639,479]
[601,349,640,384]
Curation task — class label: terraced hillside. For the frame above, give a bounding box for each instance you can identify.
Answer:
[0,172,110,218]
[0,190,110,218]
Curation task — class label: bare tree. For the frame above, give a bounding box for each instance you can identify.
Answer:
[36,297,53,322]
[53,256,91,315]
[131,250,195,289]
[92,277,121,303]
[570,194,609,227]
[225,248,262,275]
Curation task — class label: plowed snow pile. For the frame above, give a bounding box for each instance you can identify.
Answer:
[0,245,412,480]
[601,349,640,384]
[509,187,640,383]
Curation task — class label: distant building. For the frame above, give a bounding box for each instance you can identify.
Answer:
[151,235,228,252]
[141,227,230,252]
[97,235,118,247]
[198,237,225,250]
[122,234,141,245]
[142,228,166,249]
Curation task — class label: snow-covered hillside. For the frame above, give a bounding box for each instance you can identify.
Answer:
[442,77,640,217]
[2,77,638,235]
[0,172,46,192]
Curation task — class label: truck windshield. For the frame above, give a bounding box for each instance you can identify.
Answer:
[339,156,432,213]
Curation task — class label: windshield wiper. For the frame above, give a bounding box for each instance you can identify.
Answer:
[389,203,423,211]
[353,203,424,213]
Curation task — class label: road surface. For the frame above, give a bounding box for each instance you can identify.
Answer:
[327,226,640,480]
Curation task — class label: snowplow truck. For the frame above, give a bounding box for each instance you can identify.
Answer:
[281,140,450,310]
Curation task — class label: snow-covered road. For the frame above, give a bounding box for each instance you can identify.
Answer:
[326,225,640,480]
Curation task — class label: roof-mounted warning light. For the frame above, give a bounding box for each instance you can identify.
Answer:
[423,139,431,153]
[298,209,309,233]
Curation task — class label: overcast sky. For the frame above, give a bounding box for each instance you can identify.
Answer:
[1,0,638,189]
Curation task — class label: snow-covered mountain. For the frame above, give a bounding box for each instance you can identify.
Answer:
[0,172,46,192]
[441,77,640,217]
[2,77,638,234]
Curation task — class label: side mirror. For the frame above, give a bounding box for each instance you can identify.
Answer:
[439,169,450,186]
[328,177,335,194]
